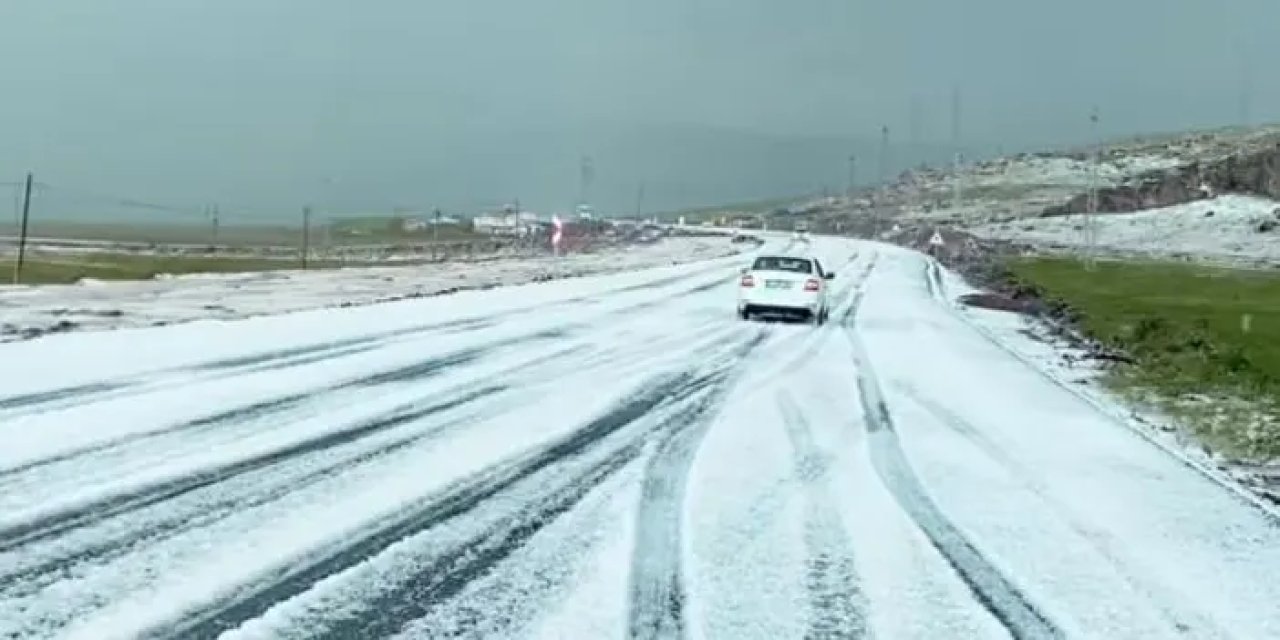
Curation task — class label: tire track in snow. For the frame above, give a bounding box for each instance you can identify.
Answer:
[0,381,130,412]
[627,328,769,640]
[746,253,877,385]
[0,343,493,482]
[893,381,1221,638]
[0,380,513,553]
[3,286,733,485]
[296,399,725,640]
[776,391,868,639]
[0,317,485,419]
[161,361,747,640]
[0,386,511,594]
[3,262,729,413]
[2,301,739,547]
[1,293,668,480]
[0,265,736,420]
[842,319,1063,640]
[2,323,735,621]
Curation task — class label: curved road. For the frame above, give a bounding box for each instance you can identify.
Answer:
[1,237,1278,639]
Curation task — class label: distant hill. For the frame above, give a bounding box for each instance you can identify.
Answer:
[399,122,963,216]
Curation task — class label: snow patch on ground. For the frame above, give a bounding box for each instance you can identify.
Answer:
[972,194,1280,263]
[0,236,744,342]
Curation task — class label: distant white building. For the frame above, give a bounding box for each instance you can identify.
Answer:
[472,212,540,237]
[401,218,429,232]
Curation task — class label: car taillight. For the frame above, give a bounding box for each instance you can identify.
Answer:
[740,274,755,287]
[804,278,820,291]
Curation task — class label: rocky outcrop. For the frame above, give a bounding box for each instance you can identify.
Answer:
[1043,142,1280,217]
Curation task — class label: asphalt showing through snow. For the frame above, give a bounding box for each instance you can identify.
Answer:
[3,237,1280,639]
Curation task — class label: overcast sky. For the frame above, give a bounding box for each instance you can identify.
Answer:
[1,0,1275,220]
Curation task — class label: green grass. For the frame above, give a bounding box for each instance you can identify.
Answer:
[10,254,340,285]
[0,218,484,247]
[1,221,306,247]
[1007,257,1280,459]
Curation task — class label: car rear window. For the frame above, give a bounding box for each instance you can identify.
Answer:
[752,256,812,274]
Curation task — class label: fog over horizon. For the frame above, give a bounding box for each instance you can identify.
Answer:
[1,0,1276,222]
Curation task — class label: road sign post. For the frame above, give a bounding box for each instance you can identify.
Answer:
[928,229,945,257]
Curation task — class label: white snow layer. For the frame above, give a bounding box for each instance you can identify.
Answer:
[974,194,1280,262]
[0,235,744,342]
[1,235,1279,639]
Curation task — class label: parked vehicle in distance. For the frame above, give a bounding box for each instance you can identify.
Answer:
[737,254,834,324]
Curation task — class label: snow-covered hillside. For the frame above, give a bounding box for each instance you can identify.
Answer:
[972,195,1280,264]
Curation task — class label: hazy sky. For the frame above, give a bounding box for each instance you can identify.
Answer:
[1,0,1275,220]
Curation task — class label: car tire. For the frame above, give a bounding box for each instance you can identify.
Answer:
[739,308,751,321]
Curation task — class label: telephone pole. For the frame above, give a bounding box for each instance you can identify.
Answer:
[1239,55,1253,127]
[846,154,857,200]
[879,125,891,183]
[210,204,220,247]
[950,84,962,157]
[578,155,594,206]
[635,182,645,219]
[1085,107,1101,271]
[301,206,312,269]
[909,96,922,151]
[12,172,33,284]
[953,151,965,211]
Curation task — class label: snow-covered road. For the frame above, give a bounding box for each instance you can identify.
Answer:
[2,237,1278,640]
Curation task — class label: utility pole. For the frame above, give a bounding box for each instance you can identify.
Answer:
[846,154,857,200]
[909,96,922,151]
[301,206,312,269]
[578,155,594,206]
[433,207,441,246]
[13,173,33,285]
[878,125,891,184]
[210,204,220,247]
[1239,54,1253,127]
[877,126,890,235]
[1085,107,1101,271]
[953,151,965,212]
[635,183,645,220]
[950,84,962,158]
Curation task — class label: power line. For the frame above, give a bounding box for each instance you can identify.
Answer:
[32,181,207,217]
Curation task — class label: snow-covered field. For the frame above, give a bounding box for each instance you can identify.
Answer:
[972,194,1280,264]
[2,235,1278,639]
[0,235,743,342]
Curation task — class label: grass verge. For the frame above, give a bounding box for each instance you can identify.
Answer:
[1006,256,1280,461]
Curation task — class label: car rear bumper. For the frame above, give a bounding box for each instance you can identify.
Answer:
[741,303,818,319]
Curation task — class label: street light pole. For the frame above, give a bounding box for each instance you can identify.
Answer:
[1085,107,1100,271]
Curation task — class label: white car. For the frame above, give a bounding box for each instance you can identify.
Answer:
[737,254,834,324]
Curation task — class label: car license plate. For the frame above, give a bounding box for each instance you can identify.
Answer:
[766,280,791,289]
